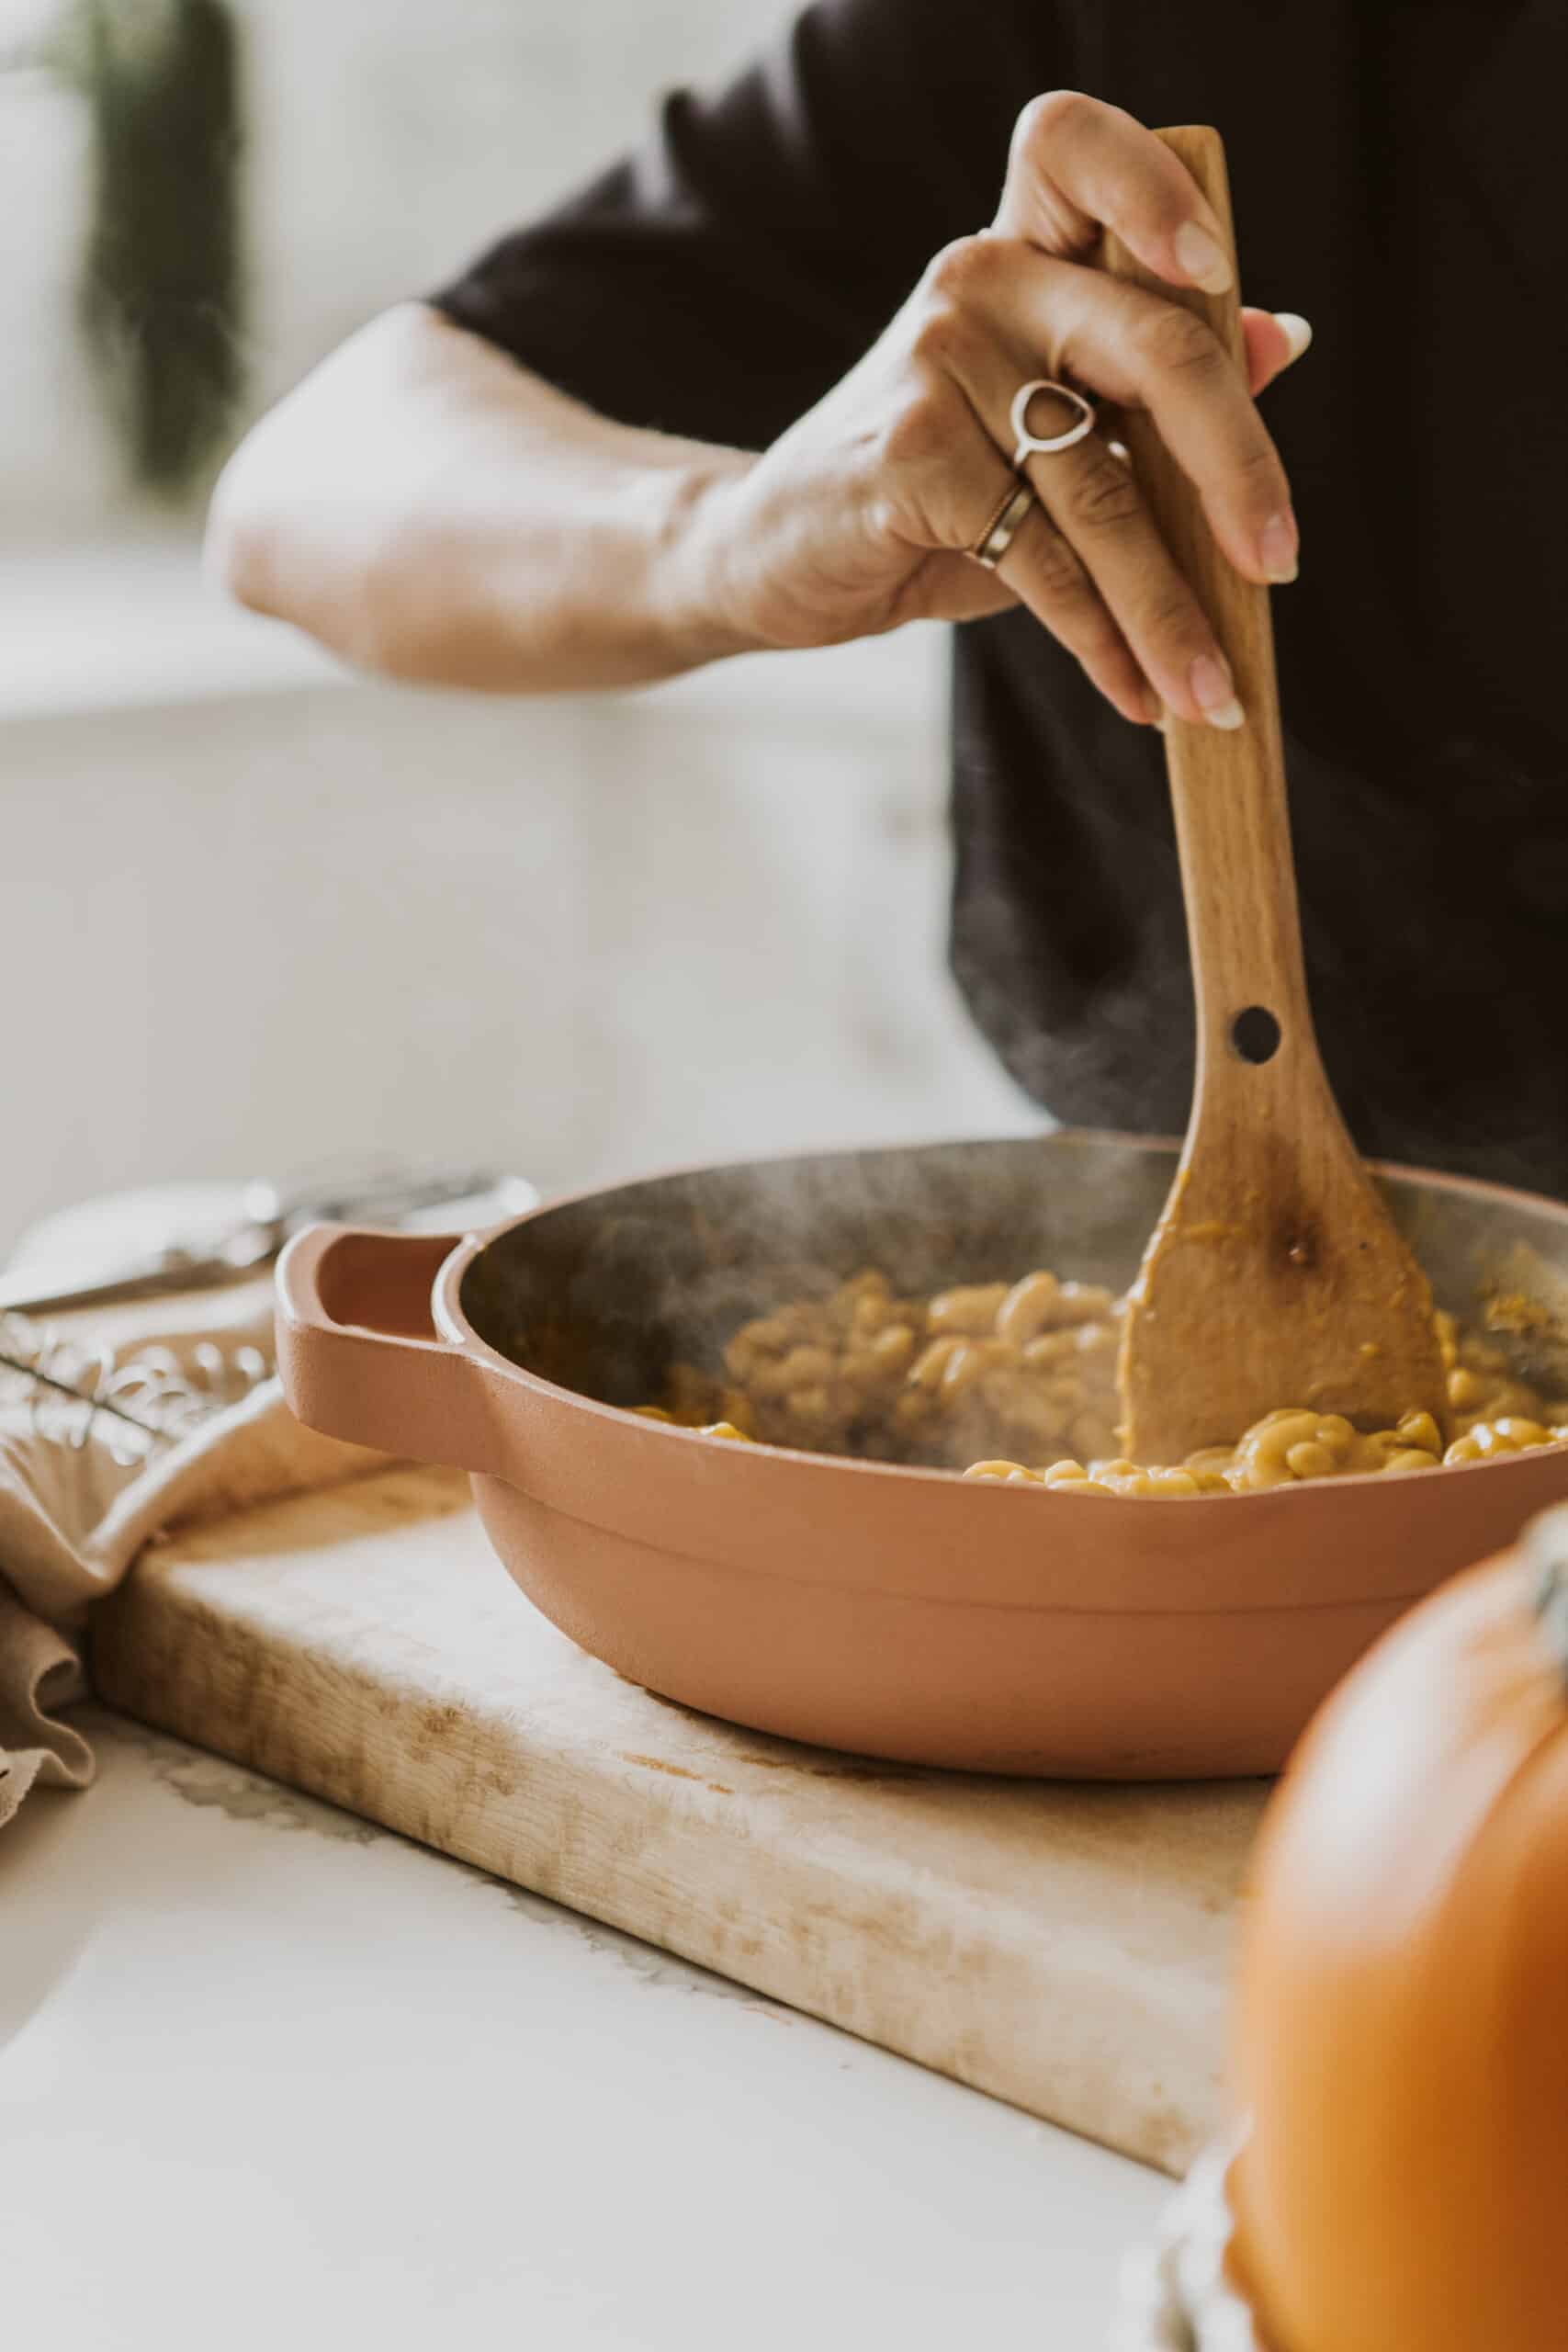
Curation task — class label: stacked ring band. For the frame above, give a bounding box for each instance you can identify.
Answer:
[969,378,1100,569]
[970,479,1038,571]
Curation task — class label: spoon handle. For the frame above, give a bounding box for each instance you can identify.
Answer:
[1102,126,1324,1128]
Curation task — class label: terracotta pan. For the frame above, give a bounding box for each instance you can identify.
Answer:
[275,1130,1568,1779]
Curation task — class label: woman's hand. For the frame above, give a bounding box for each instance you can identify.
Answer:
[691,91,1311,729]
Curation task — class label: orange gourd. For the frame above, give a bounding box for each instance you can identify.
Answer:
[1228,1501,1568,2352]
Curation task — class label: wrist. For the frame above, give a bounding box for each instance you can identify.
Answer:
[652,450,764,670]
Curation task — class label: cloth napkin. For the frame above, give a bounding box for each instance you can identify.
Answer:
[0,1288,388,1829]
[1113,2128,1265,2351]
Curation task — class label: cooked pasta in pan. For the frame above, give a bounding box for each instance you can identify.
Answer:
[636,1266,1568,1495]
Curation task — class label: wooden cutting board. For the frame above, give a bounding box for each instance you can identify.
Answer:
[92,1464,1267,2176]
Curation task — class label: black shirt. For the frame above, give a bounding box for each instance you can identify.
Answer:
[432,0,1568,1197]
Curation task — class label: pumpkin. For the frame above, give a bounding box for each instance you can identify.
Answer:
[1228,1500,1568,2352]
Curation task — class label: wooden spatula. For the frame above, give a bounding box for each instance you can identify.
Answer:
[1108,125,1447,1465]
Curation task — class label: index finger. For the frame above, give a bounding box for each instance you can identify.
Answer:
[993,90,1236,298]
[1047,266,1298,586]
[957,245,1295,586]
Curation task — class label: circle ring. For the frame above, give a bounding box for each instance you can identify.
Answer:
[969,478,1037,571]
[1010,377,1097,467]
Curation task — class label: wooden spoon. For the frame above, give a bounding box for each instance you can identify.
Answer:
[1108,125,1447,1465]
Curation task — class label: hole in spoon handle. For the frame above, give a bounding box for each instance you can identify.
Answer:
[1231,1005,1282,1064]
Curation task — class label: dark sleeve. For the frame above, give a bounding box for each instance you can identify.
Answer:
[427,0,1087,449]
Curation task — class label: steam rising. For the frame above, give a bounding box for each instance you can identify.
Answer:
[459,1134,1568,1416]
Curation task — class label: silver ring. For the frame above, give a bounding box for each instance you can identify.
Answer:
[970,478,1037,571]
[1010,377,1097,466]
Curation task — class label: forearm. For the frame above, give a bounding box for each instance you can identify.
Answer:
[206,303,756,692]
[210,97,1309,724]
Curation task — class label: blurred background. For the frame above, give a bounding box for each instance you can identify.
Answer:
[2,0,1035,1255]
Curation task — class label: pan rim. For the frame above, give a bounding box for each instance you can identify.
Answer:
[436,1125,1568,1510]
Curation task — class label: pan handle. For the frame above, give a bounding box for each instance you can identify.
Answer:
[275,1224,502,1475]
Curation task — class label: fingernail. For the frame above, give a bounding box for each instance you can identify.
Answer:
[1259,508,1299,583]
[1174,221,1234,295]
[1190,653,1245,729]
[1274,311,1314,365]
[1141,686,1167,727]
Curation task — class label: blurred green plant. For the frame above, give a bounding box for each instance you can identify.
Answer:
[55,0,245,498]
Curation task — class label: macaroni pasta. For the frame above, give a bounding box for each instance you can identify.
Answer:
[636,1270,1568,1495]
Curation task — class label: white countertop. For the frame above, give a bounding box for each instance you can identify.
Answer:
[1,1709,1166,2350]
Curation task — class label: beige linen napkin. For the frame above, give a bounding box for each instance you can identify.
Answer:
[0,1290,388,1827]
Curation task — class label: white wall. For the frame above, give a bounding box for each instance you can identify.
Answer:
[243,0,795,411]
[0,67,119,532]
[1,0,798,526]
[0,0,1038,1251]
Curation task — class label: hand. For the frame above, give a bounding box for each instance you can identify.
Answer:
[693,91,1310,728]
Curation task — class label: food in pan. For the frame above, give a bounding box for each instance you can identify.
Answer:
[635,1264,1568,1495]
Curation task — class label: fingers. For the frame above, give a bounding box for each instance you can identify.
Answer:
[989,483,1164,727]
[1243,307,1313,396]
[949,242,1299,588]
[992,93,1314,401]
[888,232,1314,729]
[995,91,1237,296]
[882,363,1157,722]
[957,367,1246,729]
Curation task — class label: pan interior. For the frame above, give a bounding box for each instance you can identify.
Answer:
[458,1134,1568,1417]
